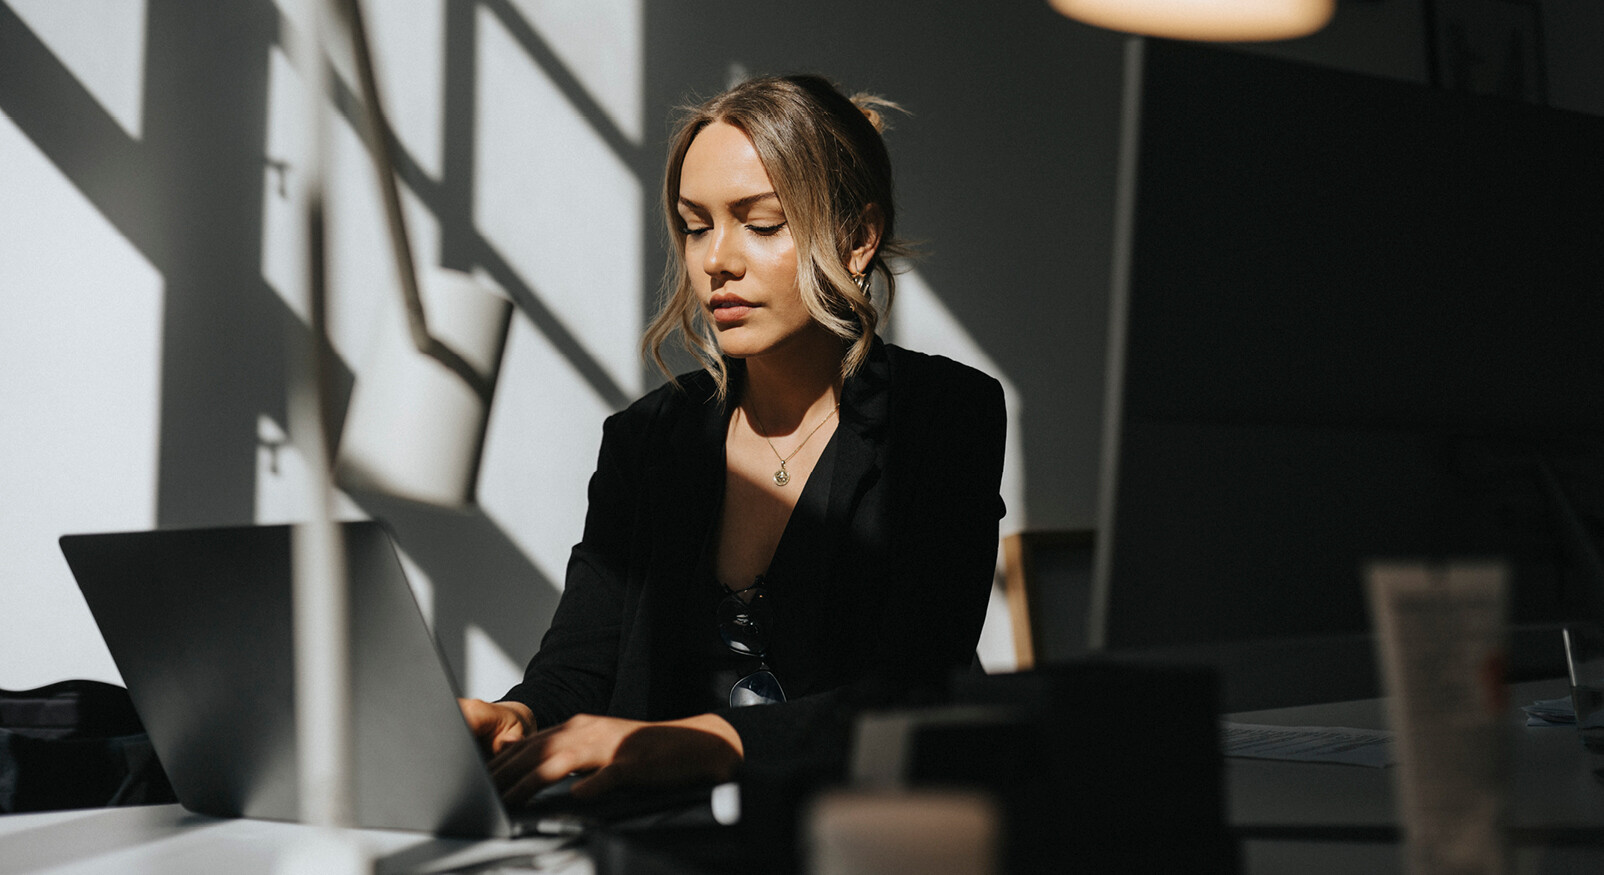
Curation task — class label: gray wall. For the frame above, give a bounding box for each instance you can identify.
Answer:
[643,0,1126,525]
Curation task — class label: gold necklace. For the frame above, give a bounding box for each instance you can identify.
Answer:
[745,401,841,487]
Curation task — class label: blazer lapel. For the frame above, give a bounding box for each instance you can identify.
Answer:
[781,340,890,699]
[651,382,727,580]
[828,337,892,546]
[637,380,727,715]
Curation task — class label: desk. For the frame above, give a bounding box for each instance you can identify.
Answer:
[1228,678,1604,874]
[0,804,586,875]
[10,681,1604,875]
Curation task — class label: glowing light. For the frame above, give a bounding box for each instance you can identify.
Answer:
[1049,0,1334,42]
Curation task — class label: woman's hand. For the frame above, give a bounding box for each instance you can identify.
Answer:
[458,698,536,756]
[489,712,744,805]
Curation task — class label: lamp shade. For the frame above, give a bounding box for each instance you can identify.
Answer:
[1049,0,1334,42]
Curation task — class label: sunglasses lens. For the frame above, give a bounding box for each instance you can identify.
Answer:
[729,669,785,707]
[718,589,772,656]
[719,583,783,706]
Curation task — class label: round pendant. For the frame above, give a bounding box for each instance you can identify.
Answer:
[773,466,791,487]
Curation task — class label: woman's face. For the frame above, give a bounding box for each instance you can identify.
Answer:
[676,121,818,361]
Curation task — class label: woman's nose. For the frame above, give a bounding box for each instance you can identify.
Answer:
[703,226,742,278]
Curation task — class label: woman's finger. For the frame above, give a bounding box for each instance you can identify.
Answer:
[567,764,621,800]
[489,735,564,788]
[490,716,636,804]
[460,698,533,756]
[501,759,584,806]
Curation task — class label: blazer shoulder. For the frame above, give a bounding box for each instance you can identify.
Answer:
[605,368,722,439]
[882,342,1003,400]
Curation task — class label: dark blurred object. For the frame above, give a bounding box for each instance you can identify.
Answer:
[0,680,176,812]
[588,759,825,875]
[594,662,1233,874]
[855,661,1235,874]
[590,825,772,875]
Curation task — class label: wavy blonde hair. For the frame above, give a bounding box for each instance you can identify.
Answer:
[643,74,908,397]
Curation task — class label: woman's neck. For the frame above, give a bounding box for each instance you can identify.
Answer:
[738,330,846,435]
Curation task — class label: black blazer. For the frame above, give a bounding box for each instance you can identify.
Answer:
[503,339,1006,769]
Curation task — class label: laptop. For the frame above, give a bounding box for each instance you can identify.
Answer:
[59,521,724,838]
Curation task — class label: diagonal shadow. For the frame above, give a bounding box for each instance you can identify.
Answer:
[479,0,648,169]
[3,1,563,689]
[346,490,561,696]
[138,0,285,526]
[469,0,678,395]
[435,0,480,277]
[275,8,636,411]
[6,0,750,697]
[264,2,585,681]
[3,0,285,526]
[0,4,152,252]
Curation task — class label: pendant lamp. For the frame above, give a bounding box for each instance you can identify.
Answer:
[1049,0,1334,42]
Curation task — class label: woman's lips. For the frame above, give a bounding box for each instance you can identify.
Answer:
[710,295,755,324]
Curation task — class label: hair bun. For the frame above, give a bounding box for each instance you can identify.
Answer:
[855,103,884,133]
[849,92,902,133]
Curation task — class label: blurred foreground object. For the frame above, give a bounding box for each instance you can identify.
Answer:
[1369,562,1511,875]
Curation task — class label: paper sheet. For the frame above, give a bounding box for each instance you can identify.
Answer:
[1221,722,1395,768]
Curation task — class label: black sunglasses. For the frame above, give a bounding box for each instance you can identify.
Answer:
[718,578,786,707]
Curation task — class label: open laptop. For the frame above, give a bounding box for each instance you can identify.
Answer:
[59,521,722,838]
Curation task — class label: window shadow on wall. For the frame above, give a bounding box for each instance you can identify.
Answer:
[0,0,653,695]
[2,0,1130,693]
[2,1,286,529]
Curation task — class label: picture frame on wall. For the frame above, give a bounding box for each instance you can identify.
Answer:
[1426,0,1548,104]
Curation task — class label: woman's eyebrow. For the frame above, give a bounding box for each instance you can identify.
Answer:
[678,192,780,212]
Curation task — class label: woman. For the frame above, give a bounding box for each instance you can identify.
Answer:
[461,74,1005,804]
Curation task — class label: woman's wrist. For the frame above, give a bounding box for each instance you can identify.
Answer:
[496,699,537,734]
[666,712,745,759]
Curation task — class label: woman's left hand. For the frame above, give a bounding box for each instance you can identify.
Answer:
[489,712,744,805]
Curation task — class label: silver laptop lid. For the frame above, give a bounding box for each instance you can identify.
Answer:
[60,521,514,838]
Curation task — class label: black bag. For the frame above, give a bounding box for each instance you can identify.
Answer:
[0,679,176,812]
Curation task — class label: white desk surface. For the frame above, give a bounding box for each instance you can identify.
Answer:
[0,804,588,875]
[1227,678,1604,874]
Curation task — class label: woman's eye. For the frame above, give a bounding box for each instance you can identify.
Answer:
[746,221,787,236]
[681,226,710,238]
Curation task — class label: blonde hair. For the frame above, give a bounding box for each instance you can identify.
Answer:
[643,74,909,397]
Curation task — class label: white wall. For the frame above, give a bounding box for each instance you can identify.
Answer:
[2,0,656,696]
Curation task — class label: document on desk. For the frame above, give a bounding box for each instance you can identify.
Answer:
[1221,722,1396,768]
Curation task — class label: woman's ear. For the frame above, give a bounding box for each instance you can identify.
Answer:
[847,204,885,275]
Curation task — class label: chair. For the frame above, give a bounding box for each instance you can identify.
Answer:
[1000,530,1097,670]
[0,680,175,812]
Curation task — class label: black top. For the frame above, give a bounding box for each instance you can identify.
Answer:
[502,338,1006,771]
[688,431,840,713]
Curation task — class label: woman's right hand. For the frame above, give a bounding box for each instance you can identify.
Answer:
[458,698,536,756]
